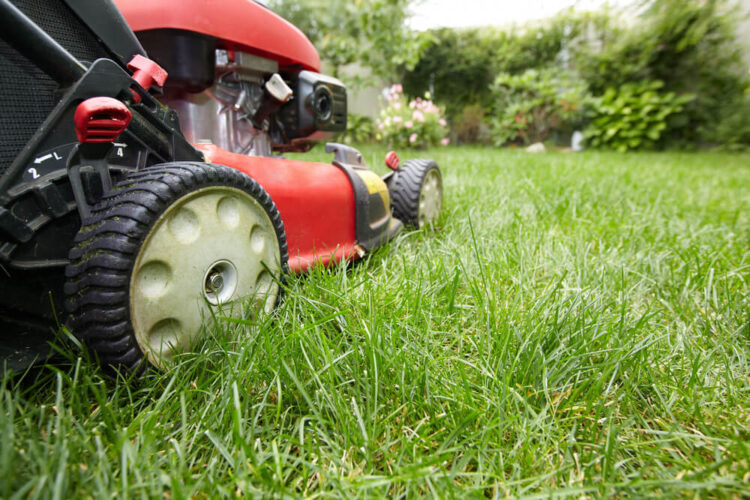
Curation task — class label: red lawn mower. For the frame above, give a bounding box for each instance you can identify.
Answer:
[0,0,443,372]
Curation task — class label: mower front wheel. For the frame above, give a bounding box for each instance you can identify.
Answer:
[64,163,288,372]
[389,159,443,228]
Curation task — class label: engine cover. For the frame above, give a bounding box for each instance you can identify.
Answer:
[113,0,320,72]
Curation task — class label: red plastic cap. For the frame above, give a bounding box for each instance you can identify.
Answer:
[74,97,132,143]
[385,151,400,171]
[126,54,168,102]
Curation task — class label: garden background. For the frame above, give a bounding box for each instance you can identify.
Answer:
[270,0,750,152]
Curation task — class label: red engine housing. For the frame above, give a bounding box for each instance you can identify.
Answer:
[114,0,320,71]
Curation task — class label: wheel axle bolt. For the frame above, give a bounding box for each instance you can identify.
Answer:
[207,273,224,292]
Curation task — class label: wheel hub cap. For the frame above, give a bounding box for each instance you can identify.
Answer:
[418,169,443,227]
[129,186,281,367]
[203,260,237,305]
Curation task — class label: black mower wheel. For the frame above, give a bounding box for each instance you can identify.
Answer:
[64,162,288,372]
[389,159,443,228]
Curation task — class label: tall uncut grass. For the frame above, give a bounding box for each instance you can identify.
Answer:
[2,147,748,497]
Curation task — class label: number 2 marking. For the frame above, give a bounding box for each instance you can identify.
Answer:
[27,167,40,179]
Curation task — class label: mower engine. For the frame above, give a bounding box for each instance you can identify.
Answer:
[135,30,347,156]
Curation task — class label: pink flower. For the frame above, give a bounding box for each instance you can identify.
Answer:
[393,101,402,110]
[405,121,413,129]
[378,123,385,131]
[439,118,447,127]
[412,110,424,123]
[441,137,450,146]
[393,116,402,123]
[409,133,418,143]
[393,83,403,93]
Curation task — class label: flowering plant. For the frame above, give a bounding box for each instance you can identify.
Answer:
[376,84,449,149]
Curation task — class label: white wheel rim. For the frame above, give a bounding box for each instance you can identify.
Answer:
[130,186,281,368]
[418,169,442,227]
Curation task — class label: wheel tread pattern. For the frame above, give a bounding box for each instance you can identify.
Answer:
[389,159,441,228]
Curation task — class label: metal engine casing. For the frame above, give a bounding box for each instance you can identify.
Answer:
[154,45,347,156]
[162,83,276,157]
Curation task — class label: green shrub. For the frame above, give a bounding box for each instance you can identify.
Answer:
[402,27,501,120]
[453,105,489,145]
[700,95,750,151]
[267,0,428,83]
[488,69,588,147]
[376,84,449,149]
[583,80,694,152]
[401,11,611,121]
[577,0,750,148]
[341,114,374,145]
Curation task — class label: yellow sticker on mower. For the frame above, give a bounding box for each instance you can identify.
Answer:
[356,170,390,208]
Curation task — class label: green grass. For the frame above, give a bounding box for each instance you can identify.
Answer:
[2,147,749,498]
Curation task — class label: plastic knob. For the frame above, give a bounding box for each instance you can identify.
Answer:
[385,151,400,170]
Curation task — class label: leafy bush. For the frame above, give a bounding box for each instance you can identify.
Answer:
[577,0,750,148]
[583,81,694,152]
[488,69,588,146]
[267,0,428,83]
[453,105,489,145]
[341,114,374,145]
[376,84,449,149]
[402,28,503,120]
[402,12,611,121]
[699,95,750,151]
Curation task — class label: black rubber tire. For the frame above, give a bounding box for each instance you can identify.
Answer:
[389,159,442,228]
[64,162,288,373]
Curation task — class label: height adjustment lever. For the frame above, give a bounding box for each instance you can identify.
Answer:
[68,97,132,219]
[126,54,168,103]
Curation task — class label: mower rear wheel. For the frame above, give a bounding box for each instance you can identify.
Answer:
[389,159,443,228]
[64,163,288,372]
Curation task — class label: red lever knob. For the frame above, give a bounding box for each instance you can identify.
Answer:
[126,54,168,103]
[385,151,400,171]
[74,97,132,143]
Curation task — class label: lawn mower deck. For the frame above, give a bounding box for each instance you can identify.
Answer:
[0,0,443,373]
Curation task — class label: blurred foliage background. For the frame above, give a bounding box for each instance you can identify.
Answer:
[266,0,429,82]
[268,0,750,151]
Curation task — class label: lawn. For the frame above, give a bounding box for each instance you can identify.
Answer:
[1,147,748,497]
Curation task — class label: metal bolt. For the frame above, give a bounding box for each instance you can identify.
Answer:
[207,272,224,292]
